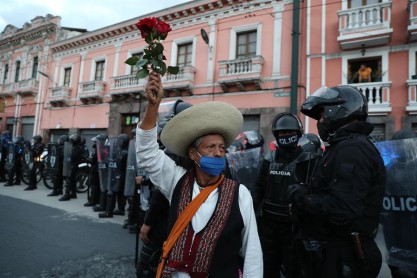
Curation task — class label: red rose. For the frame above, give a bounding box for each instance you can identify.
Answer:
[155,20,171,40]
[135,17,158,39]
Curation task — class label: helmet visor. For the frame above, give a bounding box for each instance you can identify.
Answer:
[301,86,345,120]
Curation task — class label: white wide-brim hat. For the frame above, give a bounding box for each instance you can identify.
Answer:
[161,101,243,158]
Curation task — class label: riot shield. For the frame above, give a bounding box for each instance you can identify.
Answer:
[375,138,417,271]
[107,137,120,192]
[22,141,34,171]
[124,139,137,197]
[62,141,73,178]
[226,147,263,193]
[96,137,109,192]
[47,143,59,179]
[5,143,15,171]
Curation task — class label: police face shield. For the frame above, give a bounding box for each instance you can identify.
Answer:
[301,86,345,120]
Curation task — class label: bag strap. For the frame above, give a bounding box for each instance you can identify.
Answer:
[156,174,225,278]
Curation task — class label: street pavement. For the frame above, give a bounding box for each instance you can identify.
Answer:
[0,181,138,277]
[0,181,125,226]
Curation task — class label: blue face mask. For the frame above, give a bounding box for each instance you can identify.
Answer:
[195,150,226,176]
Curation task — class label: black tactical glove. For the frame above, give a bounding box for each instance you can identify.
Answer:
[286,184,308,205]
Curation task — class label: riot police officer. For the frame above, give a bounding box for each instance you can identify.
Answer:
[113,133,129,215]
[288,85,386,277]
[98,135,123,218]
[47,135,68,196]
[59,134,84,201]
[5,136,24,186]
[24,135,44,190]
[84,135,100,206]
[253,112,306,278]
[0,130,12,182]
[92,134,109,212]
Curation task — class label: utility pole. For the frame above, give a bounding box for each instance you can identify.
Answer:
[290,0,300,114]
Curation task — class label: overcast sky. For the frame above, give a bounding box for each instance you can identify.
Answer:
[0,0,193,32]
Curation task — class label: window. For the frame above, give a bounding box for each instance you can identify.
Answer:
[130,53,143,75]
[15,61,21,82]
[348,0,381,8]
[177,43,192,67]
[236,31,257,59]
[32,57,38,79]
[347,57,382,83]
[94,61,105,81]
[3,64,8,83]
[63,68,71,86]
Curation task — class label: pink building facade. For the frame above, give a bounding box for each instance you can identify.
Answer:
[0,15,86,140]
[0,0,416,146]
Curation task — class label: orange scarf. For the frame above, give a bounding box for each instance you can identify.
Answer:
[156,174,225,278]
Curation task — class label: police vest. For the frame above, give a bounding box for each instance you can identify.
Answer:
[263,150,302,218]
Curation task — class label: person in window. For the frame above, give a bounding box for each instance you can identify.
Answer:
[136,71,262,277]
[357,64,372,83]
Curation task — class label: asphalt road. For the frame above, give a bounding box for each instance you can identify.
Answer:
[0,182,138,278]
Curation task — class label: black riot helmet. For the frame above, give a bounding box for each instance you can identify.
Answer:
[32,135,42,144]
[301,85,368,141]
[117,133,129,150]
[298,133,323,158]
[13,136,25,144]
[69,134,81,145]
[92,134,107,143]
[58,135,69,146]
[272,113,303,136]
[173,99,193,116]
[272,113,303,149]
[165,99,193,121]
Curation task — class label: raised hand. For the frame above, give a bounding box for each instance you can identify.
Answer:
[145,71,163,105]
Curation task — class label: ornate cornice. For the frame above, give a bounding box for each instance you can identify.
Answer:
[0,23,56,51]
[51,0,278,56]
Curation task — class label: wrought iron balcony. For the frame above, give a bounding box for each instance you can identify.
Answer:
[109,74,146,101]
[218,56,264,92]
[337,1,393,50]
[353,81,392,114]
[78,80,106,104]
[162,65,196,97]
[48,86,71,107]
[408,0,417,41]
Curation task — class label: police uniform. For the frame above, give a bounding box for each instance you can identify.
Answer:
[290,85,386,278]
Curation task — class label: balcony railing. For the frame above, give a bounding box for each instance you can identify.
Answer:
[1,83,14,96]
[162,65,196,97]
[1,79,39,96]
[337,1,392,49]
[110,74,146,100]
[406,79,417,113]
[218,56,264,92]
[78,81,106,104]
[48,86,71,107]
[408,0,417,41]
[353,81,391,114]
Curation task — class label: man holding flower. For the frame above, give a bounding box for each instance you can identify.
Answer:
[135,71,263,277]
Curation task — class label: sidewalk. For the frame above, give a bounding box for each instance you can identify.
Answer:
[0,181,126,226]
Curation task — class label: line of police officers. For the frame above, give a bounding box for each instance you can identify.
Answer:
[0,132,45,190]
[0,85,391,278]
